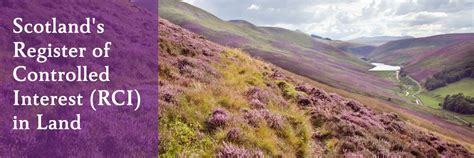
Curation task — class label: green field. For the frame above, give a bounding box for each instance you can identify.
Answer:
[419,78,474,109]
[418,93,442,109]
[430,78,474,96]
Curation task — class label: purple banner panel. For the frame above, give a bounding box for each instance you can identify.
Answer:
[0,0,158,157]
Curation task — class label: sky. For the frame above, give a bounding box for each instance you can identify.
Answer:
[182,0,474,40]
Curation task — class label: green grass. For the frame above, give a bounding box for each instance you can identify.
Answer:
[419,78,474,109]
[429,78,474,97]
[418,93,442,109]
[159,49,313,157]
[460,115,474,123]
[415,78,474,125]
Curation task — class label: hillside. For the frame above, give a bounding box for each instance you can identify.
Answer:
[314,39,376,58]
[159,0,400,100]
[349,36,414,46]
[369,33,474,82]
[419,78,474,109]
[158,18,472,157]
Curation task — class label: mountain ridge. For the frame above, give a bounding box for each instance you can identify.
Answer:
[349,36,414,46]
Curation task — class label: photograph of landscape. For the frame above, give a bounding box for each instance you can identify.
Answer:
[158,0,474,157]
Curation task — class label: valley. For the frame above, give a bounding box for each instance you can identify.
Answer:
[159,0,399,102]
[364,34,474,126]
[369,68,422,105]
[368,62,474,126]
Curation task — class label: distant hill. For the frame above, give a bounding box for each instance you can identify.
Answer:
[349,36,414,46]
[369,33,474,82]
[159,0,398,98]
[315,39,376,58]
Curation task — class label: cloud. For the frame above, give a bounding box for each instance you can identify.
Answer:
[247,4,260,10]
[389,11,450,26]
[183,0,474,40]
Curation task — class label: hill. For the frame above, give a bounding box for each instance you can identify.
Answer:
[314,39,376,58]
[158,18,472,157]
[369,33,474,82]
[419,78,474,109]
[159,0,399,100]
[349,36,414,46]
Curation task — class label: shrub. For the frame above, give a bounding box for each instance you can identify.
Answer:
[266,113,284,129]
[295,84,313,94]
[216,142,264,158]
[345,100,362,112]
[242,109,266,127]
[216,142,250,157]
[226,128,243,143]
[249,99,266,109]
[297,94,312,106]
[340,141,357,153]
[391,142,404,151]
[207,108,230,130]
[245,87,269,104]
[242,109,284,129]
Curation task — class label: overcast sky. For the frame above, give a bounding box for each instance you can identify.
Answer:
[182,0,474,40]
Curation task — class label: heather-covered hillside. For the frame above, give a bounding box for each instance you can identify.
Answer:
[314,38,377,58]
[158,18,472,157]
[370,33,474,82]
[349,36,413,46]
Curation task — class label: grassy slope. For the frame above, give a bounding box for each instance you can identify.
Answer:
[159,0,399,100]
[160,49,313,156]
[419,78,474,109]
[159,21,315,156]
